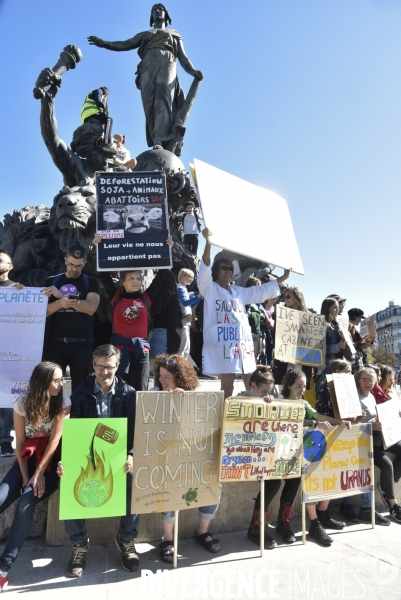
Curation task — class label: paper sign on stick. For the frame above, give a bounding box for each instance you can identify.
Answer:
[193,159,304,274]
[302,424,373,502]
[132,391,223,514]
[367,316,376,343]
[219,397,305,482]
[274,306,326,367]
[376,399,401,450]
[0,288,48,408]
[327,373,362,419]
[59,418,127,519]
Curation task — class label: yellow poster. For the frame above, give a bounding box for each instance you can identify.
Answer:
[219,397,305,482]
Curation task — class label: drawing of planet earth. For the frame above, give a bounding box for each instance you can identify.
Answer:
[78,480,107,507]
[303,431,327,463]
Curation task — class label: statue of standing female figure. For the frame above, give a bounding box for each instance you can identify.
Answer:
[88,4,204,156]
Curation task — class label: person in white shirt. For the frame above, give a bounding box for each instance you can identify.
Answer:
[172,201,202,254]
[197,227,291,398]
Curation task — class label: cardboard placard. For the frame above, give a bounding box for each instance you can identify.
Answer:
[219,397,305,482]
[274,306,326,367]
[59,418,127,519]
[132,391,223,514]
[336,314,356,360]
[367,315,376,343]
[0,288,48,408]
[193,158,304,274]
[302,424,373,502]
[327,373,362,419]
[376,399,401,450]
[96,171,172,271]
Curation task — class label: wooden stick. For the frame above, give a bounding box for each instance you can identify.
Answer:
[173,510,179,568]
[260,478,265,557]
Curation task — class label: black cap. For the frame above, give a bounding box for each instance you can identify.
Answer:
[348,308,365,320]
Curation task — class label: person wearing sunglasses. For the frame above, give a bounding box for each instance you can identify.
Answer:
[41,245,100,392]
[199,228,291,398]
[58,344,139,577]
[149,354,220,563]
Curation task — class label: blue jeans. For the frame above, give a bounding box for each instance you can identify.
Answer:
[0,409,14,444]
[64,471,139,543]
[0,458,59,572]
[149,328,168,361]
[342,493,371,508]
[161,504,218,523]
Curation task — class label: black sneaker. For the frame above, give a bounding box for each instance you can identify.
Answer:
[316,509,345,530]
[247,527,277,549]
[309,519,333,546]
[339,502,360,523]
[389,503,401,524]
[67,537,90,577]
[358,506,390,526]
[1,442,14,457]
[115,535,139,571]
[378,484,390,509]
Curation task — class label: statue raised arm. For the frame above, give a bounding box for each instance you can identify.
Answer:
[88,3,203,156]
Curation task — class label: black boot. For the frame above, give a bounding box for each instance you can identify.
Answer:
[247,507,277,549]
[276,502,296,543]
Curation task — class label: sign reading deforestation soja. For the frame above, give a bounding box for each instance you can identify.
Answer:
[219,397,305,482]
[302,424,373,503]
[96,171,172,271]
[376,399,401,450]
[132,391,223,514]
[275,306,326,367]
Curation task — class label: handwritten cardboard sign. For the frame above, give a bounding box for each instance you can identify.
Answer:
[327,373,362,419]
[218,397,305,482]
[302,424,373,502]
[275,306,326,367]
[132,391,223,514]
[376,399,401,450]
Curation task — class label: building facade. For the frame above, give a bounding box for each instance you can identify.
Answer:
[361,301,401,363]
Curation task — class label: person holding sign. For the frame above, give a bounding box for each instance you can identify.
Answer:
[321,298,347,374]
[282,369,351,546]
[0,362,70,591]
[150,354,220,563]
[242,366,301,548]
[354,367,401,524]
[93,234,174,391]
[199,228,290,398]
[59,344,139,576]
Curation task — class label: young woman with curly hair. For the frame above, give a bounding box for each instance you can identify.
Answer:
[0,362,70,590]
[149,354,220,563]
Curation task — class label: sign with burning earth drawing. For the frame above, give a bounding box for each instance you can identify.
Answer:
[59,419,127,519]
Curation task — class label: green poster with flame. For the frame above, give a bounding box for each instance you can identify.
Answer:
[59,418,127,519]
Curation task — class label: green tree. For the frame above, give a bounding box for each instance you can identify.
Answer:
[369,348,398,366]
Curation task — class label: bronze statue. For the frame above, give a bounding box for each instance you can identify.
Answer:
[88,3,204,156]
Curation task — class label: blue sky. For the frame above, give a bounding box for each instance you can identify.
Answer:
[0,0,400,315]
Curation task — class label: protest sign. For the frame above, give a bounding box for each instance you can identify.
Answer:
[132,391,223,514]
[0,287,48,408]
[96,171,172,271]
[302,424,373,503]
[193,158,304,274]
[219,397,305,482]
[327,373,362,419]
[336,314,356,360]
[274,306,326,367]
[59,418,127,520]
[367,315,376,343]
[376,399,401,450]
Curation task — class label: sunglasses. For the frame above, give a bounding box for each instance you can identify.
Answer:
[220,266,234,272]
[160,357,176,366]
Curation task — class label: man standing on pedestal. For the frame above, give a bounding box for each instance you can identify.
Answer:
[41,245,100,391]
[0,250,17,456]
[172,201,203,255]
[58,344,139,576]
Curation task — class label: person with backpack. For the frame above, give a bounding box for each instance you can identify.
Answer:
[172,201,202,254]
[93,234,174,391]
[41,245,100,391]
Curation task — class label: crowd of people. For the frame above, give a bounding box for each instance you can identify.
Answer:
[0,222,400,589]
